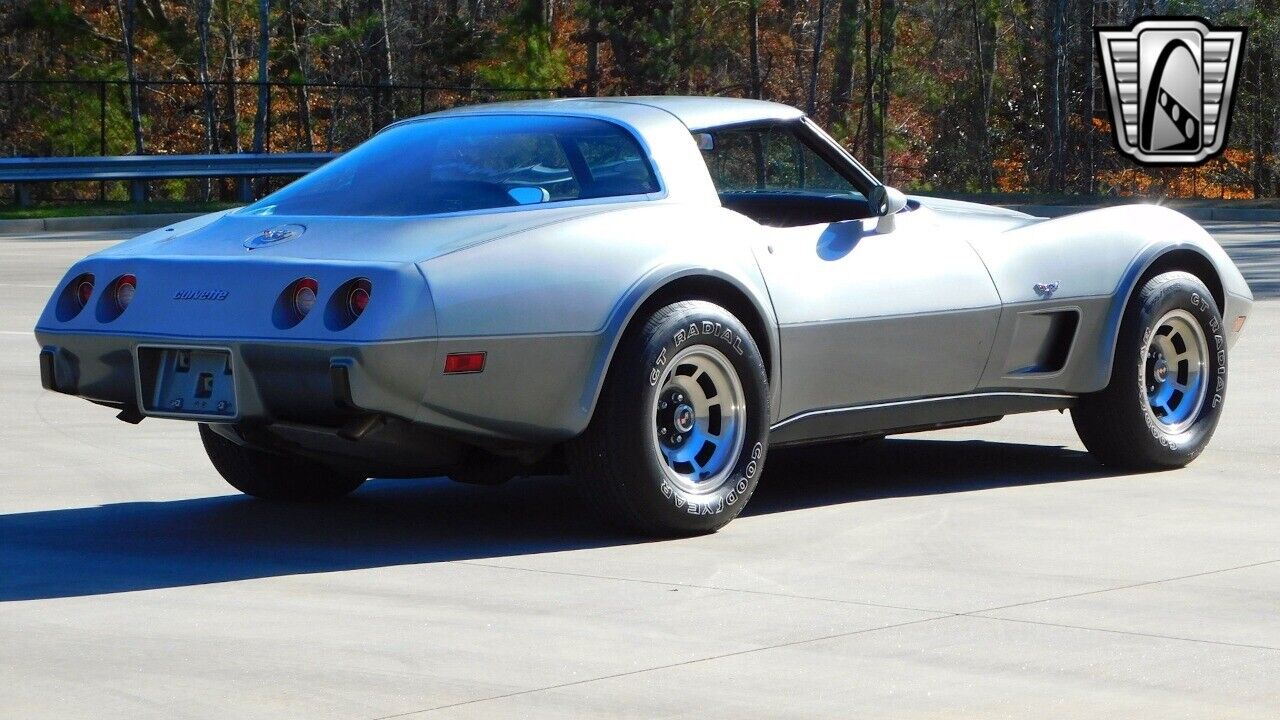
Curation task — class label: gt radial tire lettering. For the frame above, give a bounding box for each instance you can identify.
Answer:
[649,347,668,386]
[648,312,762,517]
[1135,287,1224,450]
[672,320,744,355]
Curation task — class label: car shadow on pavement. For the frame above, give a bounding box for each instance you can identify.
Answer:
[748,436,1118,515]
[1,437,1127,601]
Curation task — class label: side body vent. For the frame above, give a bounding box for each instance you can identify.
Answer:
[1003,308,1081,376]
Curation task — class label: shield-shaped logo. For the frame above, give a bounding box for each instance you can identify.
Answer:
[1096,17,1246,165]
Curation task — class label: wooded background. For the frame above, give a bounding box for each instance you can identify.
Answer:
[2,0,1277,202]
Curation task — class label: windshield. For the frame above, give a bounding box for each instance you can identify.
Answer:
[241,115,661,217]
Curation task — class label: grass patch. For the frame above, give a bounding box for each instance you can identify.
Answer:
[0,200,241,220]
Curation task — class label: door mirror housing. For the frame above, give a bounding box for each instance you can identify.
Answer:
[507,186,550,205]
[867,185,908,233]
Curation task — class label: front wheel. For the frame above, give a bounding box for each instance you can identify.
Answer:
[569,300,770,536]
[1072,271,1227,469]
[199,424,367,501]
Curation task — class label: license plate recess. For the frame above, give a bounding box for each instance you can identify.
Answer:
[138,347,237,418]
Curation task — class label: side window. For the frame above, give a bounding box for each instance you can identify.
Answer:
[700,125,859,196]
[572,133,661,198]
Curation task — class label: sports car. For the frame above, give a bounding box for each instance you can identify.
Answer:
[35,96,1253,535]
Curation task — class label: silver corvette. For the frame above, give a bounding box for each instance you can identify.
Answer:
[35,97,1253,535]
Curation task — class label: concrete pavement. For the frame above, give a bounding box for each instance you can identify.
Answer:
[1,223,1278,718]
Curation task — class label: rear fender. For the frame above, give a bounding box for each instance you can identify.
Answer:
[578,265,781,430]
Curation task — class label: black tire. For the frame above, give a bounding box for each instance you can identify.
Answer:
[569,300,770,536]
[1072,271,1227,470]
[199,423,367,500]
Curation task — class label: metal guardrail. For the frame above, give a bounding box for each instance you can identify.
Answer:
[0,152,339,205]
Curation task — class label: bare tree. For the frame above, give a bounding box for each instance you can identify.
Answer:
[585,2,600,95]
[283,0,314,151]
[380,0,395,87]
[749,0,761,99]
[877,0,896,180]
[220,0,243,153]
[251,0,270,154]
[828,0,858,127]
[971,0,995,191]
[115,0,145,155]
[196,0,218,198]
[1044,0,1068,192]
[806,0,828,115]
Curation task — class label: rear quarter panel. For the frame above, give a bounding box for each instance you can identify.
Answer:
[414,203,779,440]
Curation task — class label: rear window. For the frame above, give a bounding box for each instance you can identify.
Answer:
[242,115,660,217]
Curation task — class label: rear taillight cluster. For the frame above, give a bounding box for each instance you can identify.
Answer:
[60,272,136,321]
[75,275,95,308]
[347,278,372,318]
[291,278,319,318]
[282,276,373,326]
[114,274,137,311]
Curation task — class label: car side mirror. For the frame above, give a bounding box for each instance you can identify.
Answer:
[508,186,550,205]
[867,185,908,233]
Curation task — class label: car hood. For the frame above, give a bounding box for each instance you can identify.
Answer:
[94,203,645,264]
[910,195,1036,219]
[910,195,1044,233]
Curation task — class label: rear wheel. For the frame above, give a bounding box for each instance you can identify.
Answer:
[569,300,770,536]
[1072,271,1227,469]
[199,424,367,501]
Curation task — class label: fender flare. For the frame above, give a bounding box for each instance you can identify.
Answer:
[1089,241,1222,392]
[575,265,782,428]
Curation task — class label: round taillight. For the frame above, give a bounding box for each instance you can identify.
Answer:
[115,274,137,311]
[293,278,319,318]
[347,279,372,318]
[76,278,94,307]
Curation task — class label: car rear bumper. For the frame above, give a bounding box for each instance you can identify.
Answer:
[34,326,603,449]
[35,329,437,428]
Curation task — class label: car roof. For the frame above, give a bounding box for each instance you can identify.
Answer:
[383,96,806,206]
[424,96,804,131]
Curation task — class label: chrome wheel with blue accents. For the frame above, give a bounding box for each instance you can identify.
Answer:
[1073,271,1227,470]
[1142,309,1209,435]
[651,345,747,495]
[569,299,769,535]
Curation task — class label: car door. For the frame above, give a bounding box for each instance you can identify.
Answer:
[699,121,1002,422]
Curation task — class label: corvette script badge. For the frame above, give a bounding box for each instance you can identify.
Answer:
[1096,17,1245,165]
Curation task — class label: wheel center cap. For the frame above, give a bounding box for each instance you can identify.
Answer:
[1154,362,1168,382]
[673,404,694,433]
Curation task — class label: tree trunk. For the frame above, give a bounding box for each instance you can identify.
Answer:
[586,7,600,95]
[1253,0,1277,196]
[196,0,217,199]
[828,0,858,128]
[971,0,995,191]
[251,0,270,155]
[860,0,874,164]
[283,0,313,151]
[220,0,243,153]
[116,0,145,155]
[1082,0,1095,194]
[807,0,828,116]
[1044,0,1068,192]
[876,0,896,179]
[749,0,761,99]
[380,0,395,88]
